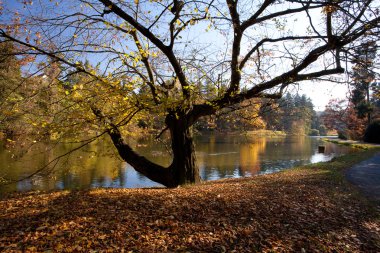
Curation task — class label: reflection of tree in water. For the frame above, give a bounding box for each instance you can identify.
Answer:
[1,138,125,192]
[116,165,126,188]
[51,140,124,189]
[262,136,313,160]
[239,138,267,175]
[199,137,267,181]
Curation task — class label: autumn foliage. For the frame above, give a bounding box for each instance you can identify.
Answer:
[322,99,366,140]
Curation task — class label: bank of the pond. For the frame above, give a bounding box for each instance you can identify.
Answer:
[1,149,379,252]
[323,137,380,150]
[197,129,286,137]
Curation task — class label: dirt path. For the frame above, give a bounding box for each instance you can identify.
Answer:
[346,152,380,202]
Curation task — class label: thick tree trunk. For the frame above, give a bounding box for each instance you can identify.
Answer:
[108,128,177,187]
[95,107,200,187]
[166,114,201,185]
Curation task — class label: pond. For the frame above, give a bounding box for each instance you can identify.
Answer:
[0,134,355,193]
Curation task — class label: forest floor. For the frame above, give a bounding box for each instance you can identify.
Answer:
[1,149,380,252]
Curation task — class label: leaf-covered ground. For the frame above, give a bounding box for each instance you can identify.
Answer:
[1,158,380,252]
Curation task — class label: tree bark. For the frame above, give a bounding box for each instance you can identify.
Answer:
[166,113,201,185]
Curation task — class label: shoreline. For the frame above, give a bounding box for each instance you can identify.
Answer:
[322,137,380,150]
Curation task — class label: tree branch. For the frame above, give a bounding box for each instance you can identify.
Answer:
[241,3,321,31]
[98,0,191,99]
[91,107,174,187]
[225,0,242,97]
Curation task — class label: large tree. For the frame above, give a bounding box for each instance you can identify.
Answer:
[349,40,378,124]
[0,0,379,187]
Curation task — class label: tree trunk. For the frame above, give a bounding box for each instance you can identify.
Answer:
[167,113,201,186]
[107,128,177,187]
[366,83,371,125]
[95,107,200,188]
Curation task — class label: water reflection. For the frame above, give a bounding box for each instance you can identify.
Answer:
[0,135,356,193]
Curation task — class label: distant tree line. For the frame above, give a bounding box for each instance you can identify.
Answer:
[261,93,327,136]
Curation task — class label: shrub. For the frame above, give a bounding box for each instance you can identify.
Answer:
[137,119,149,129]
[338,130,348,140]
[318,125,327,136]
[363,121,380,144]
[309,129,320,136]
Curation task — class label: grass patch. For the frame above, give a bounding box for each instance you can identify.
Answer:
[307,147,379,170]
[302,148,380,195]
[242,130,286,137]
[323,138,380,150]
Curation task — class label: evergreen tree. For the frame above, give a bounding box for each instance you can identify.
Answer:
[261,93,318,135]
[350,41,377,124]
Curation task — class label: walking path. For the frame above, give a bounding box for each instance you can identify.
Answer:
[346,152,380,202]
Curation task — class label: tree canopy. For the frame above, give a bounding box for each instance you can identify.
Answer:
[0,0,379,187]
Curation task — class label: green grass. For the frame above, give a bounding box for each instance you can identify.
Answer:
[305,148,380,209]
[242,130,286,137]
[322,138,380,150]
[303,147,380,184]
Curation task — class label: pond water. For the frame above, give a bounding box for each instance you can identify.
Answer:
[0,134,355,193]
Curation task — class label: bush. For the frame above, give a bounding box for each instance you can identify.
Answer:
[137,119,149,129]
[309,129,320,136]
[338,130,348,140]
[318,125,327,136]
[363,121,380,144]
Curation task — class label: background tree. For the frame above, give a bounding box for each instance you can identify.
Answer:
[261,93,322,135]
[349,41,378,124]
[0,42,23,140]
[0,0,379,187]
[0,42,53,142]
[322,99,366,140]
